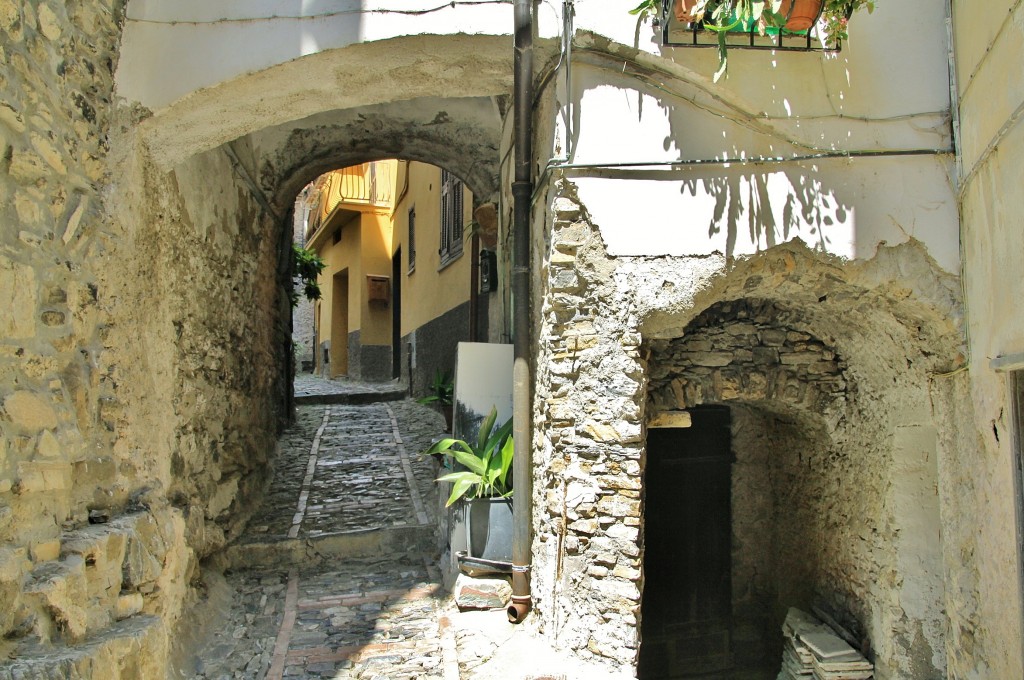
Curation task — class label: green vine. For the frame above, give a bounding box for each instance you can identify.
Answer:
[291,243,325,306]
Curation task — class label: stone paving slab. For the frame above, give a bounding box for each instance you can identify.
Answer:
[184,389,637,680]
[188,555,458,680]
[245,401,444,542]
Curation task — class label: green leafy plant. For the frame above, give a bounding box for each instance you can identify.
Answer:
[416,369,454,407]
[821,0,874,43]
[423,405,513,507]
[291,243,326,306]
[630,0,875,81]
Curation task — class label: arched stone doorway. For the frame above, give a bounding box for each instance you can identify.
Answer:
[642,297,946,679]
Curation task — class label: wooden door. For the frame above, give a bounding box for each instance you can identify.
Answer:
[640,406,733,678]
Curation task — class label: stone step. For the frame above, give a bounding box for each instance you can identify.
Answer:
[0,614,165,680]
[4,507,185,655]
[218,524,438,569]
[293,386,407,406]
[9,511,177,647]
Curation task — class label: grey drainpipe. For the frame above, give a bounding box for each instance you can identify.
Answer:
[508,0,534,624]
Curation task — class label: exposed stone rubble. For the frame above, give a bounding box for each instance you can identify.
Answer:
[0,509,190,679]
[528,182,959,677]
[778,608,873,680]
[647,298,849,414]
[453,574,512,611]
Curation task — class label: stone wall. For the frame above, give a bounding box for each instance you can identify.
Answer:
[104,137,284,555]
[647,299,849,415]
[529,181,961,679]
[0,1,286,672]
[292,190,315,371]
[0,0,196,673]
[1,0,124,563]
[728,405,779,668]
[1,0,142,649]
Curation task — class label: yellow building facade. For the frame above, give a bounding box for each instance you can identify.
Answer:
[305,160,479,390]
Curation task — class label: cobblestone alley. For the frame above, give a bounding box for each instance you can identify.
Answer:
[171,377,635,680]
[179,380,459,680]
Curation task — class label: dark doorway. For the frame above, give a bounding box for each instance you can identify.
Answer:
[330,271,349,377]
[391,249,402,379]
[640,406,733,679]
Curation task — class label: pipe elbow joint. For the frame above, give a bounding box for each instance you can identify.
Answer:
[507,595,532,623]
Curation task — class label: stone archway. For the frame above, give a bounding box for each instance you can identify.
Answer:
[99,35,516,571]
[528,182,961,678]
[643,297,946,679]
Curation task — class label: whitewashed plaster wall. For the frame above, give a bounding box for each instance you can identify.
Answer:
[947,0,1024,678]
[116,0,516,109]
[513,0,970,676]
[540,0,957,272]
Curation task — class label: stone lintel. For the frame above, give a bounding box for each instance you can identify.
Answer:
[647,411,692,428]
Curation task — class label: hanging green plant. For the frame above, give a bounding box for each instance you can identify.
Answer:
[291,243,326,306]
[630,0,876,81]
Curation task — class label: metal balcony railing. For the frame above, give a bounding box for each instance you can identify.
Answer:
[660,2,841,52]
[306,162,396,239]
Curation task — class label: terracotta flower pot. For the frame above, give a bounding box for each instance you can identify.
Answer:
[779,0,823,31]
[674,0,700,22]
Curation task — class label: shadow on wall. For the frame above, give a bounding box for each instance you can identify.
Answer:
[682,166,845,255]
[565,53,954,266]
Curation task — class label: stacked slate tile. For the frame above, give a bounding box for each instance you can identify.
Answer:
[777,608,873,680]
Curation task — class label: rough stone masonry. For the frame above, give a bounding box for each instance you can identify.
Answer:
[527,181,962,678]
[1,1,287,675]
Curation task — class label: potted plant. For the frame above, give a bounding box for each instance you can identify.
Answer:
[423,405,514,563]
[630,0,876,80]
[417,369,454,430]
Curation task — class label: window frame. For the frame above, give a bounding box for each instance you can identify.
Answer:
[407,206,416,274]
[438,169,464,267]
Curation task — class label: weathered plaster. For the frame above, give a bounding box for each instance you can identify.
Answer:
[526,180,961,677]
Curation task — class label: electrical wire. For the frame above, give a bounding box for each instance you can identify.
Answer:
[955,0,1024,106]
[529,147,952,207]
[126,0,513,26]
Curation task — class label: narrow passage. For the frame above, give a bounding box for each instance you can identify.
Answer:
[186,399,456,680]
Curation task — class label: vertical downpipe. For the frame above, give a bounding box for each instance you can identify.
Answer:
[509,0,535,624]
[470,232,480,342]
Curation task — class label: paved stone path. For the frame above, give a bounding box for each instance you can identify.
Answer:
[185,389,458,680]
[246,401,440,538]
[190,556,458,680]
[184,382,625,680]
